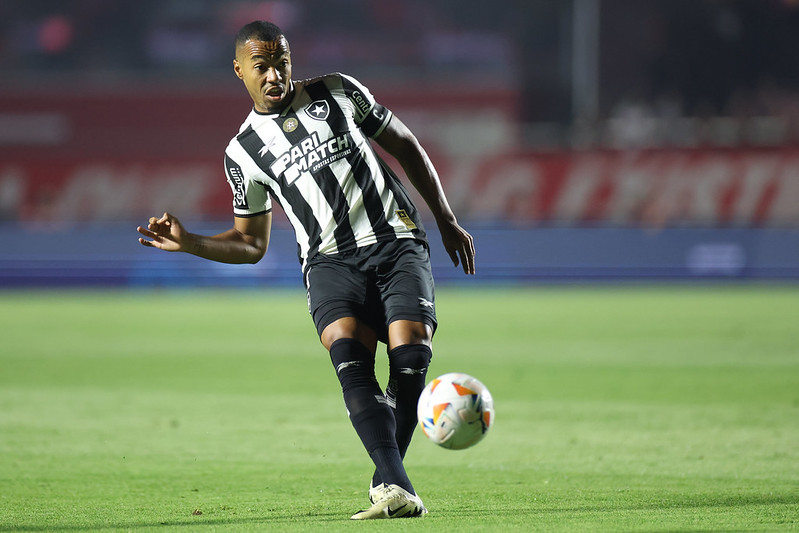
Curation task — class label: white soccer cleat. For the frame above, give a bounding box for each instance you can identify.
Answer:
[369,481,385,504]
[350,483,428,520]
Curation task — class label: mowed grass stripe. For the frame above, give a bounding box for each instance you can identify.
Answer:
[1,286,797,531]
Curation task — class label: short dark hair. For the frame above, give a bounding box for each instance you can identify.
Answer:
[235,21,285,50]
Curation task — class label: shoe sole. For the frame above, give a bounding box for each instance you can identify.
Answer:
[351,496,427,519]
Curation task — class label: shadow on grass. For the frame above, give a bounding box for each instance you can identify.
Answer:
[438,491,799,517]
[0,511,346,532]
[2,493,796,531]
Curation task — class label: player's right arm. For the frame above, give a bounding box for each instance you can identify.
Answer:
[137,211,271,264]
[375,115,476,275]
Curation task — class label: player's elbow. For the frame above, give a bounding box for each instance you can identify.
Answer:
[390,134,423,162]
[247,241,268,263]
[240,234,268,264]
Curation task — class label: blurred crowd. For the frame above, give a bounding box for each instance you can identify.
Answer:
[0,0,517,83]
[595,0,799,148]
[2,0,799,148]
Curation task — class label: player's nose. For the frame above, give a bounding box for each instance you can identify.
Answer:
[265,66,281,83]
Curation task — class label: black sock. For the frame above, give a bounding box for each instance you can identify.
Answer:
[371,343,432,490]
[369,446,413,495]
[329,338,414,494]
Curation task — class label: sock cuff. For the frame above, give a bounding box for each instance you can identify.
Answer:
[387,343,432,355]
[330,338,374,367]
[387,343,432,369]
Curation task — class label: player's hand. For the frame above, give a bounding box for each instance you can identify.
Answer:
[137,212,189,252]
[439,220,475,275]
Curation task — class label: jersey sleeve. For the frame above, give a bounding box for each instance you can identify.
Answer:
[224,153,272,217]
[339,73,393,139]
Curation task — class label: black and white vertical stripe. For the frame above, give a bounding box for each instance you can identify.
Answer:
[224,73,426,270]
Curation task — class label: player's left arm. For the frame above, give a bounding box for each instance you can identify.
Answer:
[375,115,475,275]
[138,211,271,264]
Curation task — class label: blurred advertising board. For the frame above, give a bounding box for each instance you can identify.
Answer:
[2,149,797,227]
[1,89,798,227]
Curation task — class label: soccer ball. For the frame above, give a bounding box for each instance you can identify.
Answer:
[417,372,494,450]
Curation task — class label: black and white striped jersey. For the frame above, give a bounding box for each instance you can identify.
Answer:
[224,72,426,271]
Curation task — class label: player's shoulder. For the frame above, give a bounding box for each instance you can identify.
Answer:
[296,72,370,94]
[223,109,266,157]
[227,109,256,139]
[296,72,343,91]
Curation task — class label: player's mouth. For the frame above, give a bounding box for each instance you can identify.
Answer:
[265,86,284,101]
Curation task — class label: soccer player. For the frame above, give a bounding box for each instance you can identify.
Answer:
[137,20,475,519]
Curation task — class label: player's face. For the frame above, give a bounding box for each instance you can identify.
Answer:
[234,36,293,114]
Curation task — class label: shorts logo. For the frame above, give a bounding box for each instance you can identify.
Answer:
[283,118,298,132]
[305,100,330,121]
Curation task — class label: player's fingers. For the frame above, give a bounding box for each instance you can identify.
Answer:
[137,225,155,238]
[158,212,173,226]
[464,253,474,275]
[461,246,475,275]
[448,248,460,269]
[461,234,475,274]
[147,213,169,228]
[469,242,476,274]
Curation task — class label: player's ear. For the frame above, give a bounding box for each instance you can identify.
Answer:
[233,58,244,80]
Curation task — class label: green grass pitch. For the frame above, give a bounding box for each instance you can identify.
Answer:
[1,286,797,531]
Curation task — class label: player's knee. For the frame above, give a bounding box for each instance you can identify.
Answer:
[388,343,432,374]
[387,320,433,349]
[321,317,377,351]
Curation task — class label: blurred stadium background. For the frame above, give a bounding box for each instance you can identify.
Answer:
[2,0,799,287]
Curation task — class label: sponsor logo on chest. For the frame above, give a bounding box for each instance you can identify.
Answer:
[269,131,353,185]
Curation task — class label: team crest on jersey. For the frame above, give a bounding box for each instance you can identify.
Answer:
[283,118,298,132]
[305,100,330,121]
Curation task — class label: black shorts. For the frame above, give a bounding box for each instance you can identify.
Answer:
[303,238,437,344]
